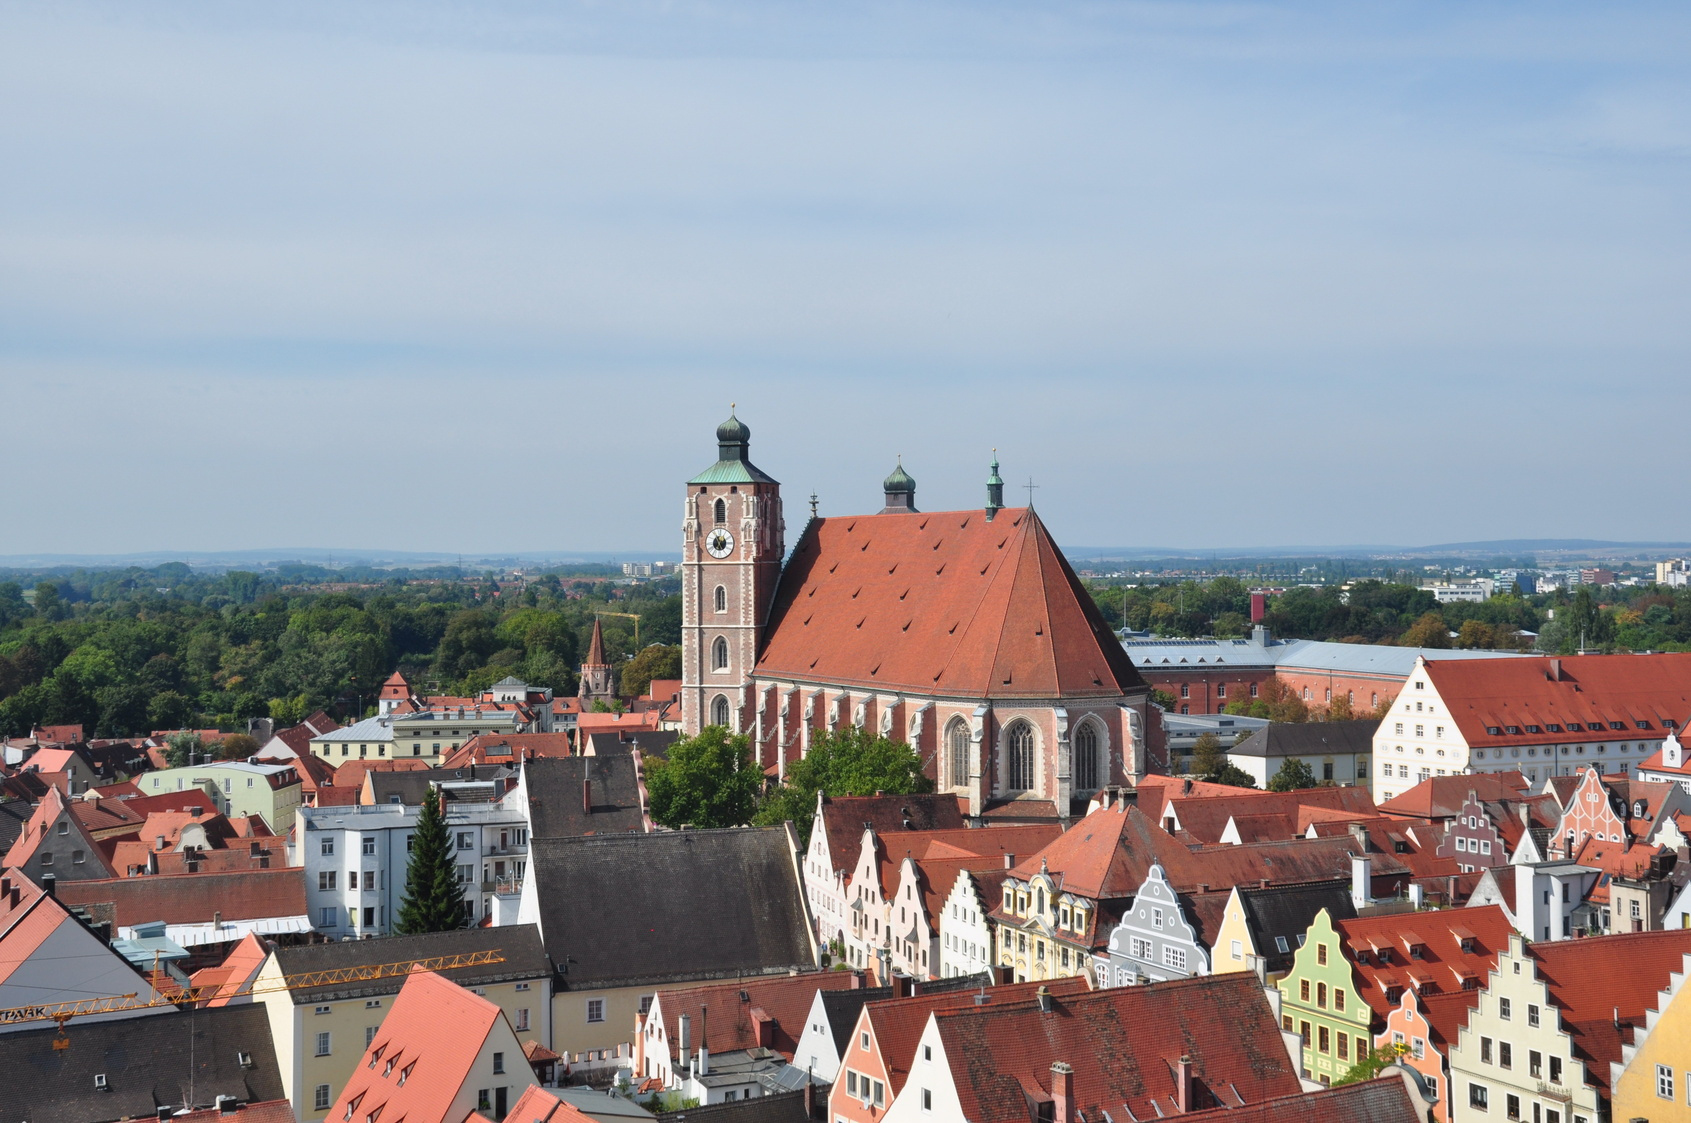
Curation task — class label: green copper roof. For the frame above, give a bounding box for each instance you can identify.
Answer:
[883,458,915,494]
[689,458,779,485]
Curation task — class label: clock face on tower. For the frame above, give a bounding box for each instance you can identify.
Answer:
[705,528,736,559]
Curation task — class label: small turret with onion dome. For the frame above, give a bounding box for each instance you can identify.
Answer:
[880,457,918,514]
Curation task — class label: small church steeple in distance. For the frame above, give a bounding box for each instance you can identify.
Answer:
[579,617,616,706]
[984,450,1004,521]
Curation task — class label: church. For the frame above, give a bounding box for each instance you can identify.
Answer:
[679,412,1163,816]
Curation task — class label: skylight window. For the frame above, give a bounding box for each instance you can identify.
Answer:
[1525,726,1541,734]
[1487,727,1502,736]
[1546,724,1563,733]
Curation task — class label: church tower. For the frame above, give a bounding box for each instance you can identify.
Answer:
[578,617,617,707]
[681,410,784,735]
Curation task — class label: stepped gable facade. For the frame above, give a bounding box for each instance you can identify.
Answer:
[679,412,1160,814]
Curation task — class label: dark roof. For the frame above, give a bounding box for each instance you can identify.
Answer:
[1228,720,1379,759]
[55,868,307,927]
[818,793,965,877]
[529,827,815,989]
[0,1004,285,1122]
[1179,1077,1420,1123]
[658,1088,816,1123]
[819,986,894,1055]
[0,797,31,853]
[273,924,551,1003]
[1238,879,1358,975]
[586,730,680,759]
[527,754,649,838]
[366,766,515,806]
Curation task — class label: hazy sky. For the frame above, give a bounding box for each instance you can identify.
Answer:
[3,1,1688,557]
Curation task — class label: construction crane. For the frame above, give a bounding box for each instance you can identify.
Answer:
[0,948,506,1048]
[595,610,642,648]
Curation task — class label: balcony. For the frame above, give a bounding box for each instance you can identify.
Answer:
[483,877,524,895]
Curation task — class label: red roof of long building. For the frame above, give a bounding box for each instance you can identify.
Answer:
[755,508,1145,697]
[818,793,966,877]
[933,973,1301,1122]
[1422,653,1691,748]
[1335,904,1515,1023]
[653,971,861,1063]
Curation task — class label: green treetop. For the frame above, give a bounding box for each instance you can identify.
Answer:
[645,725,763,830]
[395,789,464,934]
[1267,756,1318,792]
[754,725,934,847]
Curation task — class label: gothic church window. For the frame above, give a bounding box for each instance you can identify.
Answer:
[1074,722,1099,790]
[713,636,729,670]
[1007,722,1036,791]
[714,498,726,524]
[712,695,730,727]
[714,585,727,613]
[947,719,970,788]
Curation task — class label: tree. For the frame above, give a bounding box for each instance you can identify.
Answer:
[645,725,763,829]
[620,644,682,699]
[217,732,260,760]
[754,725,935,845]
[1190,733,1227,777]
[1334,1041,1410,1086]
[1267,756,1317,792]
[1149,688,1177,712]
[1400,611,1451,649]
[164,731,204,768]
[1209,759,1258,789]
[395,789,464,934]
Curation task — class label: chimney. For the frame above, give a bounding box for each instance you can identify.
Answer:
[678,1013,691,1065]
[1175,1056,1194,1112]
[583,778,592,815]
[1051,1063,1074,1123]
[803,1072,816,1119]
[697,1006,710,1075]
[146,850,158,876]
[1549,659,1562,681]
[40,873,56,898]
[753,1009,775,1049]
[1036,985,1053,1013]
[1182,777,1192,795]
[213,911,222,929]
[634,1012,647,1075]
[217,1095,238,1115]
[1350,855,1372,910]
[850,970,865,989]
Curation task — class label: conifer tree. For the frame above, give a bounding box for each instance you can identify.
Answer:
[395,788,463,934]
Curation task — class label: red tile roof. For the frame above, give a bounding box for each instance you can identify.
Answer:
[864,976,1093,1098]
[576,710,661,735]
[333,758,433,792]
[654,972,862,1063]
[756,508,1145,698]
[330,969,507,1123]
[55,866,307,926]
[442,732,576,768]
[32,725,84,744]
[2,785,114,876]
[1176,1077,1420,1123]
[189,931,272,1005]
[889,824,1065,923]
[1157,787,1378,845]
[646,679,683,703]
[506,1087,598,1123]
[1527,928,1691,1096]
[1335,904,1515,1022]
[1423,653,1691,749]
[934,973,1301,1122]
[1378,772,1534,820]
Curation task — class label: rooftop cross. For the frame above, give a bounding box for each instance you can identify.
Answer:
[1024,477,1038,509]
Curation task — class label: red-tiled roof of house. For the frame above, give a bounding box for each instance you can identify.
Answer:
[91,780,143,800]
[329,969,508,1123]
[442,732,576,769]
[55,866,307,927]
[891,825,1066,923]
[0,868,73,987]
[32,725,84,744]
[189,931,272,1005]
[25,747,89,775]
[1639,743,1691,777]
[265,724,317,759]
[506,1087,598,1123]
[1133,774,1272,822]
[646,679,682,703]
[1304,818,1457,880]
[1335,904,1514,1022]
[380,671,412,699]
[333,757,432,792]
[1,785,114,876]
[316,786,361,806]
[864,976,1093,1098]
[272,749,338,793]
[756,508,1145,698]
[71,793,146,835]
[1157,787,1378,845]
[1176,1077,1421,1123]
[1378,772,1534,820]
[819,793,966,876]
[1528,928,1691,1096]
[933,973,1301,1122]
[1423,653,1691,750]
[522,1039,561,1063]
[576,710,662,735]
[654,972,862,1063]
[122,789,220,817]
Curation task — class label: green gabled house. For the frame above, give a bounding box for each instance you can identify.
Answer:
[1274,907,1375,1086]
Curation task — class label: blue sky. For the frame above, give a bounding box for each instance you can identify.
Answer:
[2,1,1687,556]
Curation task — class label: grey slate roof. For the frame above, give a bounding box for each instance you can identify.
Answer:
[527,753,649,838]
[366,765,515,805]
[818,986,893,1055]
[0,797,31,853]
[273,923,551,1003]
[1,1004,284,1122]
[530,826,816,990]
[659,1088,818,1123]
[586,729,680,759]
[1237,879,1357,976]
[1228,720,1379,760]
[1121,635,1529,675]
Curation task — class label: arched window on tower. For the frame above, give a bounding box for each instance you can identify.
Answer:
[714,585,727,613]
[712,636,729,671]
[713,498,727,525]
[1006,722,1035,792]
[712,695,730,727]
[1073,722,1099,791]
[947,719,970,789]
